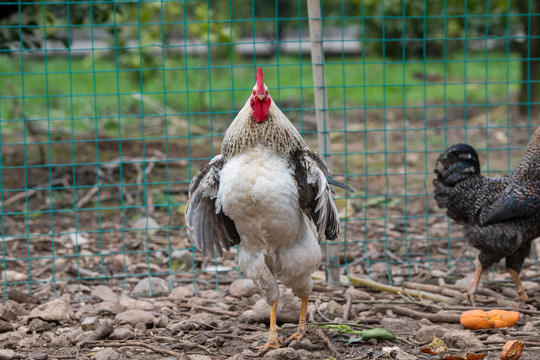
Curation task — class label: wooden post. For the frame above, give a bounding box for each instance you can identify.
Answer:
[307,0,340,286]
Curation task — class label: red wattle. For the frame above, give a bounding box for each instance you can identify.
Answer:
[252,99,270,123]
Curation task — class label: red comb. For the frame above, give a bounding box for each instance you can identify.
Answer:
[255,67,264,93]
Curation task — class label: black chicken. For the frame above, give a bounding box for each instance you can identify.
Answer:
[433,128,540,304]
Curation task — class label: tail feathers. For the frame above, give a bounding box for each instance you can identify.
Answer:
[327,177,354,193]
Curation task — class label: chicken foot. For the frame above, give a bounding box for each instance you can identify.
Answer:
[467,264,483,306]
[508,268,528,301]
[285,296,309,346]
[257,301,282,355]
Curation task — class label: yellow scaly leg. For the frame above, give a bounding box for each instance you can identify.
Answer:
[257,301,282,355]
[285,296,309,345]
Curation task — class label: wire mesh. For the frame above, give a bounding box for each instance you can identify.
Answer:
[0,0,539,297]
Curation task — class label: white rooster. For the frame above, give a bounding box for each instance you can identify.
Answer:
[185,68,349,354]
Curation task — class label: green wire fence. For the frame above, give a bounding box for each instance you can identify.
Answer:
[0,0,539,297]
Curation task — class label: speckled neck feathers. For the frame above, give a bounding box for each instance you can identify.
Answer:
[221,99,308,159]
[512,126,540,179]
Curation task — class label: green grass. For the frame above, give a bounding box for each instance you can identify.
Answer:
[0,51,520,138]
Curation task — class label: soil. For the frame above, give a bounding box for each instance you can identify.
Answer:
[1,106,540,359]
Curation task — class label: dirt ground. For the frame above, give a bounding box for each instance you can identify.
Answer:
[2,106,540,359]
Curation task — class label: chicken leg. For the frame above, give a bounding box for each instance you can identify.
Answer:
[285,296,309,345]
[257,301,282,355]
[508,268,528,301]
[467,264,483,306]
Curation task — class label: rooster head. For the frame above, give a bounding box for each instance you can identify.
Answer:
[250,67,272,123]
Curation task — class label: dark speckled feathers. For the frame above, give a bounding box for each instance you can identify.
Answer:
[432,127,540,273]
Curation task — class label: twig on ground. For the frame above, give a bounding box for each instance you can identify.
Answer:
[445,283,503,299]
[372,304,461,323]
[0,178,65,208]
[176,301,238,317]
[315,299,333,322]
[77,320,114,347]
[347,274,450,302]
[315,328,340,359]
[402,281,463,298]
[343,291,352,321]
[76,183,99,209]
[152,336,214,353]
[84,340,186,357]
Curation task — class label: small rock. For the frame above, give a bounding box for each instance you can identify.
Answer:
[455,273,474,288]
[0,306,17,321]
[93,348,123,360]
[28,318,52,333]
[154,315,169,328]
[345,288,372,301]
[229,279,258,298]
[414,325,449,343]
[325,300,344,318]
[253,292,300,324]
[0,331,22,346]
[66,328,84,344]
[381,317,419,333]
[381,346,416,360]
[95,301,126,315]
[192,333,208,345]
[241,349,257,357]
[188,356,212,360]
[189,313,216,326]
[0,320,13,333]
[130,277,170,297]
[7,289,38,304]
[200,290,222,300]
[225,354,245,360]
[166,321,185,334]
[118,295,154,311]
[2,270,26,282]
[19,336,39,348]
[132,216,160,236]
[112,254,132,270]
[4,300,27,316]
[29,298,73,324]
[442,329,483,349]
[240,309,255,324]
[109,326,134,340]
[169,286,194,299]
[0,349,15,360]
[521,322,536,332]
[50,334,69,348]
[264,348,300,359]
[289,338,312,351]
[170,250,193,270]
[92,286,119,303]
[81,316,99,331]
[485,334,505,344]
[115,309,154,328]
[30,352,48,360]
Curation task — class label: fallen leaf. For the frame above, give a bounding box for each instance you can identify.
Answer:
[500,340,524,360]
[421,336,447,355]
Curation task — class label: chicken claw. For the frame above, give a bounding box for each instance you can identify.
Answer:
[257,334,282,355]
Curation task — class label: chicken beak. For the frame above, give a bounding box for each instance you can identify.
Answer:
[258,94,265,101]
